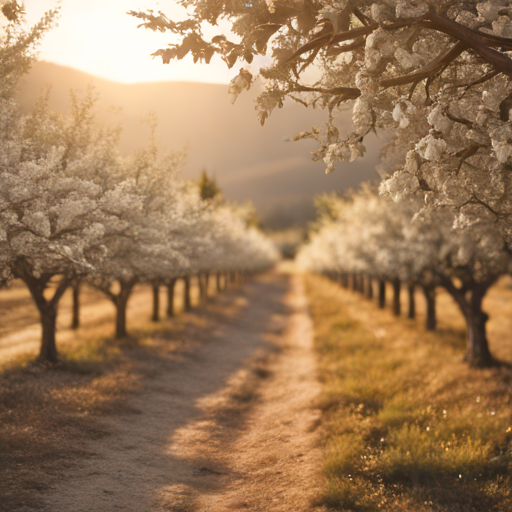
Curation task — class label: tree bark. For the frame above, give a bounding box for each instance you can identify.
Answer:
[466,305,493,367]
[392,278,401,316]
[204,272,210,301]
[152,284,160,322]
[71,282,80,330]
[183,276,191,311]
[440,276,497,367]
[198,274,206,304]
[367,277,373,299]
[40,306,59,363]
[407,284,416,319]
[114,280,136,339]
[167,278,177,317]
[20,273,69,363]
[352,273,358,292]
[422,284,437,331]
[378,280,386,309]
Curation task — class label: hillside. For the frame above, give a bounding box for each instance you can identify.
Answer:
[17,62,380,227]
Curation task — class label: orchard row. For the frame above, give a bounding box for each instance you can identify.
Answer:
[0,11,278,363]
[297,187,510,368]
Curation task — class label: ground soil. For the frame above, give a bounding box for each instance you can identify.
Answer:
[6,270,326,512]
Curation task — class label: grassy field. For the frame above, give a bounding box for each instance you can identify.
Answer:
[305,274,512,512]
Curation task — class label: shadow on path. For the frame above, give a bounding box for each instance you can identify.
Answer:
[43,271,294,512]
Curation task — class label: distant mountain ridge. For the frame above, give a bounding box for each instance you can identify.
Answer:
[16,61,380,228]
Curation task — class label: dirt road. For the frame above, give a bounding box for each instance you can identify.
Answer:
[38,270,325,512]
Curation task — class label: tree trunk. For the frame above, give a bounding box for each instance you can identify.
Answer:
[183,276,191,311]
[204,272,210,301]
[352,273,358,292]
[40,306,59,363]
[367,277,373,299]
[392,278,401,316]
[407,284,415,319]
[378,280,386,309]
[342,273,349,289]
[466,307,493,367]
[152,284,160,322]
[167,278,177,317]
[360,274,365,294]
[115,295,128,339]
[422,285,437,331]
[21,274,70,363]
[198,274,206,304]
[440,276,496,367]
[112,279,136,339]
[71,282,80,330]
[216,272,222,292]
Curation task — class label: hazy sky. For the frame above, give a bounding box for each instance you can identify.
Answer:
[24,0,254,83]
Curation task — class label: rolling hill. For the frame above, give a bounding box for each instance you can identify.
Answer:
[17,62,381,228]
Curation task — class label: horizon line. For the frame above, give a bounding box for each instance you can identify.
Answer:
[34,60,236,87]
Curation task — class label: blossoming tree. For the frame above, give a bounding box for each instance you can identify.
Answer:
[298,187,510,366]
[130,0,512,251]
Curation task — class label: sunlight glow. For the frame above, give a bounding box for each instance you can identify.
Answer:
[23,0,249,84]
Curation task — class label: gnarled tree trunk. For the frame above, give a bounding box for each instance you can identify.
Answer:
[204,272,210,301]
[366,277,373,299]
[113,279,136,339]
[407,284,415,319]
[198,274,206,305]
[440,276,497,367]
[19,270,69,363]
[183,276,191,311]
[422,284,437,331]
[392,278,401,316]
[167,278,177,317]
[152,284,160,322]
[378,280,386,309]
[71,281,80,330]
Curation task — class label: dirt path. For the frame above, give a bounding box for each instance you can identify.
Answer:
[41,270,326,512]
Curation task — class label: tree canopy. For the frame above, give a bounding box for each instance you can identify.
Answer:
[130,1,512,250]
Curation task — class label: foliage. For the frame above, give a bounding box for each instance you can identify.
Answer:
[0,6,278,361]
[297,186,510,365]
[130,0,512,250]
[198,169,222,201]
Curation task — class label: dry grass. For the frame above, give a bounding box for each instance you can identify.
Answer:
[305,273,512,512]
[0,316,193,511]
[0,345,135,510]
[0,277,241,511]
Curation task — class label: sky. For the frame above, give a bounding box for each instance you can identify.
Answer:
[23,0,253,84]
